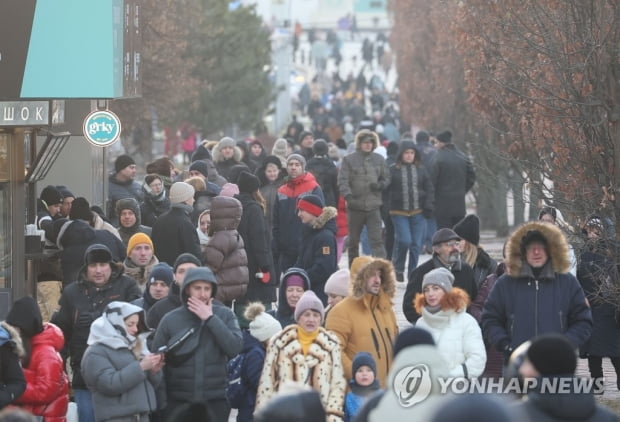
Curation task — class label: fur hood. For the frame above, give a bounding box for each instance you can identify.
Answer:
[506,221,570,277]
[309,206,337,230]
[350,258,396,299]
[354,129,379,151]
[414,287,470,315]
[0,321,25,358]
[212,137,243,163]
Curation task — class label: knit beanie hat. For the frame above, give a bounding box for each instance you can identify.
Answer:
[148,263,174,287]
[297,130,313,145]
[421,267,454,293]
[453,214,480,246]
[115,154,135,173]
[297,194,324,217]
[170,182,195,204]
[285,274,306,289]
[218,137,236,149]
[173,253,202,273]
[244,302,282,342]
[6,296,43,338]
[189,161,209,179]
[220,183,239,197]
[70,197,92,221]
[55,185,75,199]
[432,228,461,246]
[294,290,325,322]
[393,326,435,358]
[237,171,260,194]
[127,232,153,256]
[312,139,329,156]
[324,269,350,298]
[191,143,212,162]
[40,185,63,206]
[287,154,306,172]
[415,131,430,143]
[352,351,377,377]
[435,130,452,144]
[526,334,577,376]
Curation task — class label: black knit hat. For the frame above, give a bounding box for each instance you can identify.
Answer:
[70,197,92,221]
[432,228,461,246]
[55,185,75,199]
[189,160,209,179]
[393,327,435,358]
[173,253,202,273]
[527,333,577,376]
[191,144,212,162]
[237,171,260,194]
[436,130,452,144]
[114,154,135,173]
[312,139,329,156]
[149,263,174,287]
[415,131,430,143]
[40,185,63,206]
[453,214,480,246]
[6,296,43,338]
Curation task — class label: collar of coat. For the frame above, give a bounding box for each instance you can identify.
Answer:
[0,321,24,358]
[506,221,570,277]
[279,172,319,198]
[308,207,337,230]
[350,258,396,299]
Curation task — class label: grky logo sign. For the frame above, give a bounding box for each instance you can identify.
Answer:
[393,364,432,407]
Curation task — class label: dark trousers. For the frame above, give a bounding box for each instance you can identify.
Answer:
[165,398,230,422]
[587,356,620,388]
[435,213,465,230]
[347,208,386,267]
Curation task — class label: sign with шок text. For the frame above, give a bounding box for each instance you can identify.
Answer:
[82,109,121,147]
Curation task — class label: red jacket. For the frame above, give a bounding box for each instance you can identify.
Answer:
[15,323,69,421]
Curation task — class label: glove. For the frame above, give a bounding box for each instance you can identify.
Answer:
[256,268,271,284]
[423,209,433,219]
[369,182,381,192]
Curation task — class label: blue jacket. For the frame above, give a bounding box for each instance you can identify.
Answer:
[237,331,266,422]
[482,222,592,353]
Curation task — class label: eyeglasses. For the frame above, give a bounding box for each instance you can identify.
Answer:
[443,240,460,247]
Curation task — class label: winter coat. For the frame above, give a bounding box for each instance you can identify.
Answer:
[513,380,619,422]
[237,331,267,422]
[272,173,324,261]
[368,344,451,422]
[203,158,228,187]
[387,141,434,214]
[295,207,338,305]
[91,212,121,240]
[471,248,498,288]
[0,322,26,409]
[306,156,339,207]
[191,185,220,225]
[236,193,276,304]
[123,255,159,292]
[203,196,249,303]
[482,222,593,353]
[325,258,398,387]
[151,275,243,404]
[414,288,486,378]
[338,132,390,212]
[51,257,142,389]
[107,173,143,222]
[140,187,171,227]
[116,197,152,246]
[151,203,202,266]
[577,239,620,357]
[429,144,475,220]
[256,325,346,422]
[55,219,127,286]
[403,256,477,323]
[213,144,248,182]
[274,268,311,328]
[81,302,161,422]
[13,323,68,421]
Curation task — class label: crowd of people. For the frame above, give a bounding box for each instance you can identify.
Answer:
[2,113,620,421]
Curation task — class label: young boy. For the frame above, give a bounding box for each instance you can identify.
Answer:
[345,352,382,421]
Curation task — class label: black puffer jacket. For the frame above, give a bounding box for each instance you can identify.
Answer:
[151,204,202,266]
[306,155,339,207]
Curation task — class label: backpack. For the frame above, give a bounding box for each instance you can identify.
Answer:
[226,352,247,408]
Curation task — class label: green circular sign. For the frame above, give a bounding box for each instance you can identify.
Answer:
[83,109,122,147]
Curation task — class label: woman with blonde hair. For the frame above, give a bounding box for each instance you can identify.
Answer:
[453,214,497,288]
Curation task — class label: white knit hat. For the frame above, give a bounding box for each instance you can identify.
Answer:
[169,182,195,204]
[324,269,350,297]
[244,302,282,342]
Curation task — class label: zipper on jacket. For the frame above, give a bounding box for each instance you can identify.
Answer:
[370,302,390,374]
[534,279,539,337]
[559,310,564,332]
[370,328,381,359]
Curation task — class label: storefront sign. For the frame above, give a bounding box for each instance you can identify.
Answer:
[82,109,121,147]
[0,101,50,126]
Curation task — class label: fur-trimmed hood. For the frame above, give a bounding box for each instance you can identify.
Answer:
[0,321,25,358]
[212,137,243,164]
[354,129,379,151]
[309,206,337,230]
[414,287,470,315]
[350,258,396,299]
[506,221,570,277]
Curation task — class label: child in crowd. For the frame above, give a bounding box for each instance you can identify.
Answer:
[197,209,210,254]
[344,352,381,422]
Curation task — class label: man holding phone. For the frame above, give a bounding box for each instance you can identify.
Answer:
[152,267,243,421]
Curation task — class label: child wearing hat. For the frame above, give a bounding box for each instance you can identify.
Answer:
[295,194,338,305]
[344,352,381,422]
[414,267,486,378]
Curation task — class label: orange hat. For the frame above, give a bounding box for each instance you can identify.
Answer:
[127,232,153,256]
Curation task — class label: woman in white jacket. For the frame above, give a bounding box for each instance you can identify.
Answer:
[414,267,486,378]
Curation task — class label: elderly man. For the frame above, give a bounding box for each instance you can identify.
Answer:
[325,257,398,387]
[52,244,141,422]
[124,232,159,292]
[402,228,477,323]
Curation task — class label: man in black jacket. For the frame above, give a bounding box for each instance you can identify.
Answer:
[52,244,141,422]
[402,228,477,323]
